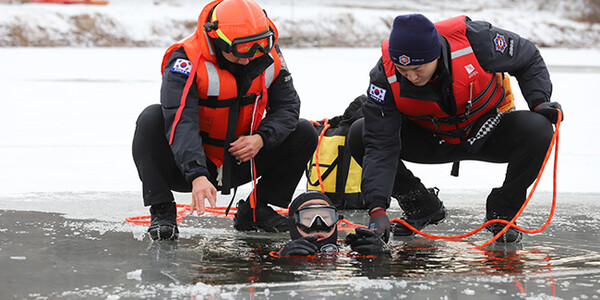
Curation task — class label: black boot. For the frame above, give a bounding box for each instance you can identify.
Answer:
[233,199,288,232]
[148,201,179,241]
[392,187,447,236]
[485,213,523,243]
[485,189,524,243]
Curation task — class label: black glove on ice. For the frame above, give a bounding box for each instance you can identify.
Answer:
[534,102,563,124]
[279,236,319,256]
[368,207,390,243]
[345,227,385,255]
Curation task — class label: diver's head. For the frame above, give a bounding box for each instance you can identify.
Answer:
[288,191,338,249]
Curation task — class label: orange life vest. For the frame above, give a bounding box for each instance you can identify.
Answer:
[381,15,514,144]
[160,0,282,167]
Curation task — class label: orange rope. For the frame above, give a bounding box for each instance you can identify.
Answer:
[125,203,189,225]
[311,119,330,193]
[390,111,561,248]
[475,111,560,248]
[126,112,560,248]
[125,203,372,230]
[337,219,368,230]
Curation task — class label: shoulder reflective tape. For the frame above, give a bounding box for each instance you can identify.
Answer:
[264,53,275,88]
[451,46,473,60]
[264,63,275,88]
[204,61,220,96]
[203,31,214,56]
[387,74,397,84]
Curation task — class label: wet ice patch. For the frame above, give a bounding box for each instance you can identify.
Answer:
[62,220,137,239]
[132,227,147,241]
[169,282,224,299]
[463,288,475,295]
[415,283,432,290]
[127,269,142,281]
[348,277,394,290]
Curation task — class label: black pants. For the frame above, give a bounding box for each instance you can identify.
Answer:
[348,111,554,218]
[132,104,318,208]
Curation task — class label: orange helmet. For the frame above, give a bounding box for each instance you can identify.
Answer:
[204,0,275,59]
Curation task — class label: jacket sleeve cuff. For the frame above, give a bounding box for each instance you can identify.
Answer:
[528,98,547,111]
[254,130,270,149]
[184,160,211,183]
[367,195,390,211]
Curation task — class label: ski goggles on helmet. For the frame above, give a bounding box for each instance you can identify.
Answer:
[293,204,339,233]
[204,2,275,59]
[228,30,274,59]
[210,27,274,59]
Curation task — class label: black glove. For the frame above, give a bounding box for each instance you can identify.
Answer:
[278,236,318,256]
[345,227,385,255]
[534,102,563,124]
[368,207,390,243]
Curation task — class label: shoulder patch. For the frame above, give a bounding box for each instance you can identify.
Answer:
[507,38,515,58]
[493,32,507,54]
[171,58,192,76]
[368,83,387,104]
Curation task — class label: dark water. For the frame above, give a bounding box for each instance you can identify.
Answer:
[1,192,600,299]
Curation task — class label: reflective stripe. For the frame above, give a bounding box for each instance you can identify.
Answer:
[205,61,220,96]
[203,31,214,56]
[451,46,473,59]
[387,74,397,84]
[264,55,275,88]
[210,3,232,45]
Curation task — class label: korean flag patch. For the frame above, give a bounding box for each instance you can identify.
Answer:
[369,83,387,104]
[171,58,192,76]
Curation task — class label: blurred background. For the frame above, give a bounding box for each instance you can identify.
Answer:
[1,0,599,48]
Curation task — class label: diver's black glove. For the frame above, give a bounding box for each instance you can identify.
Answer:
[279,236,318,256]
[534,102,563,124]
[345,227,385,255]
[368,207,390,243]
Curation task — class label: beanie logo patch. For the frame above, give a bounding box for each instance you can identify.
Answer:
[369,84,387,104]
[399,55,411,66]
[494,33,507,54]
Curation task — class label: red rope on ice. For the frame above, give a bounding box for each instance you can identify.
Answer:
[389,111,561,248]
[125,204,369,231]
[126,112,561,249]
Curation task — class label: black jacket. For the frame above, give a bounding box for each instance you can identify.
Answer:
[160,45,301,184]
[362,17,553,210]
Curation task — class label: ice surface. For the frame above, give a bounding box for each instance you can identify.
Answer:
[0,46,599,299]
[1,1,600,298]
[0,47,599,199]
